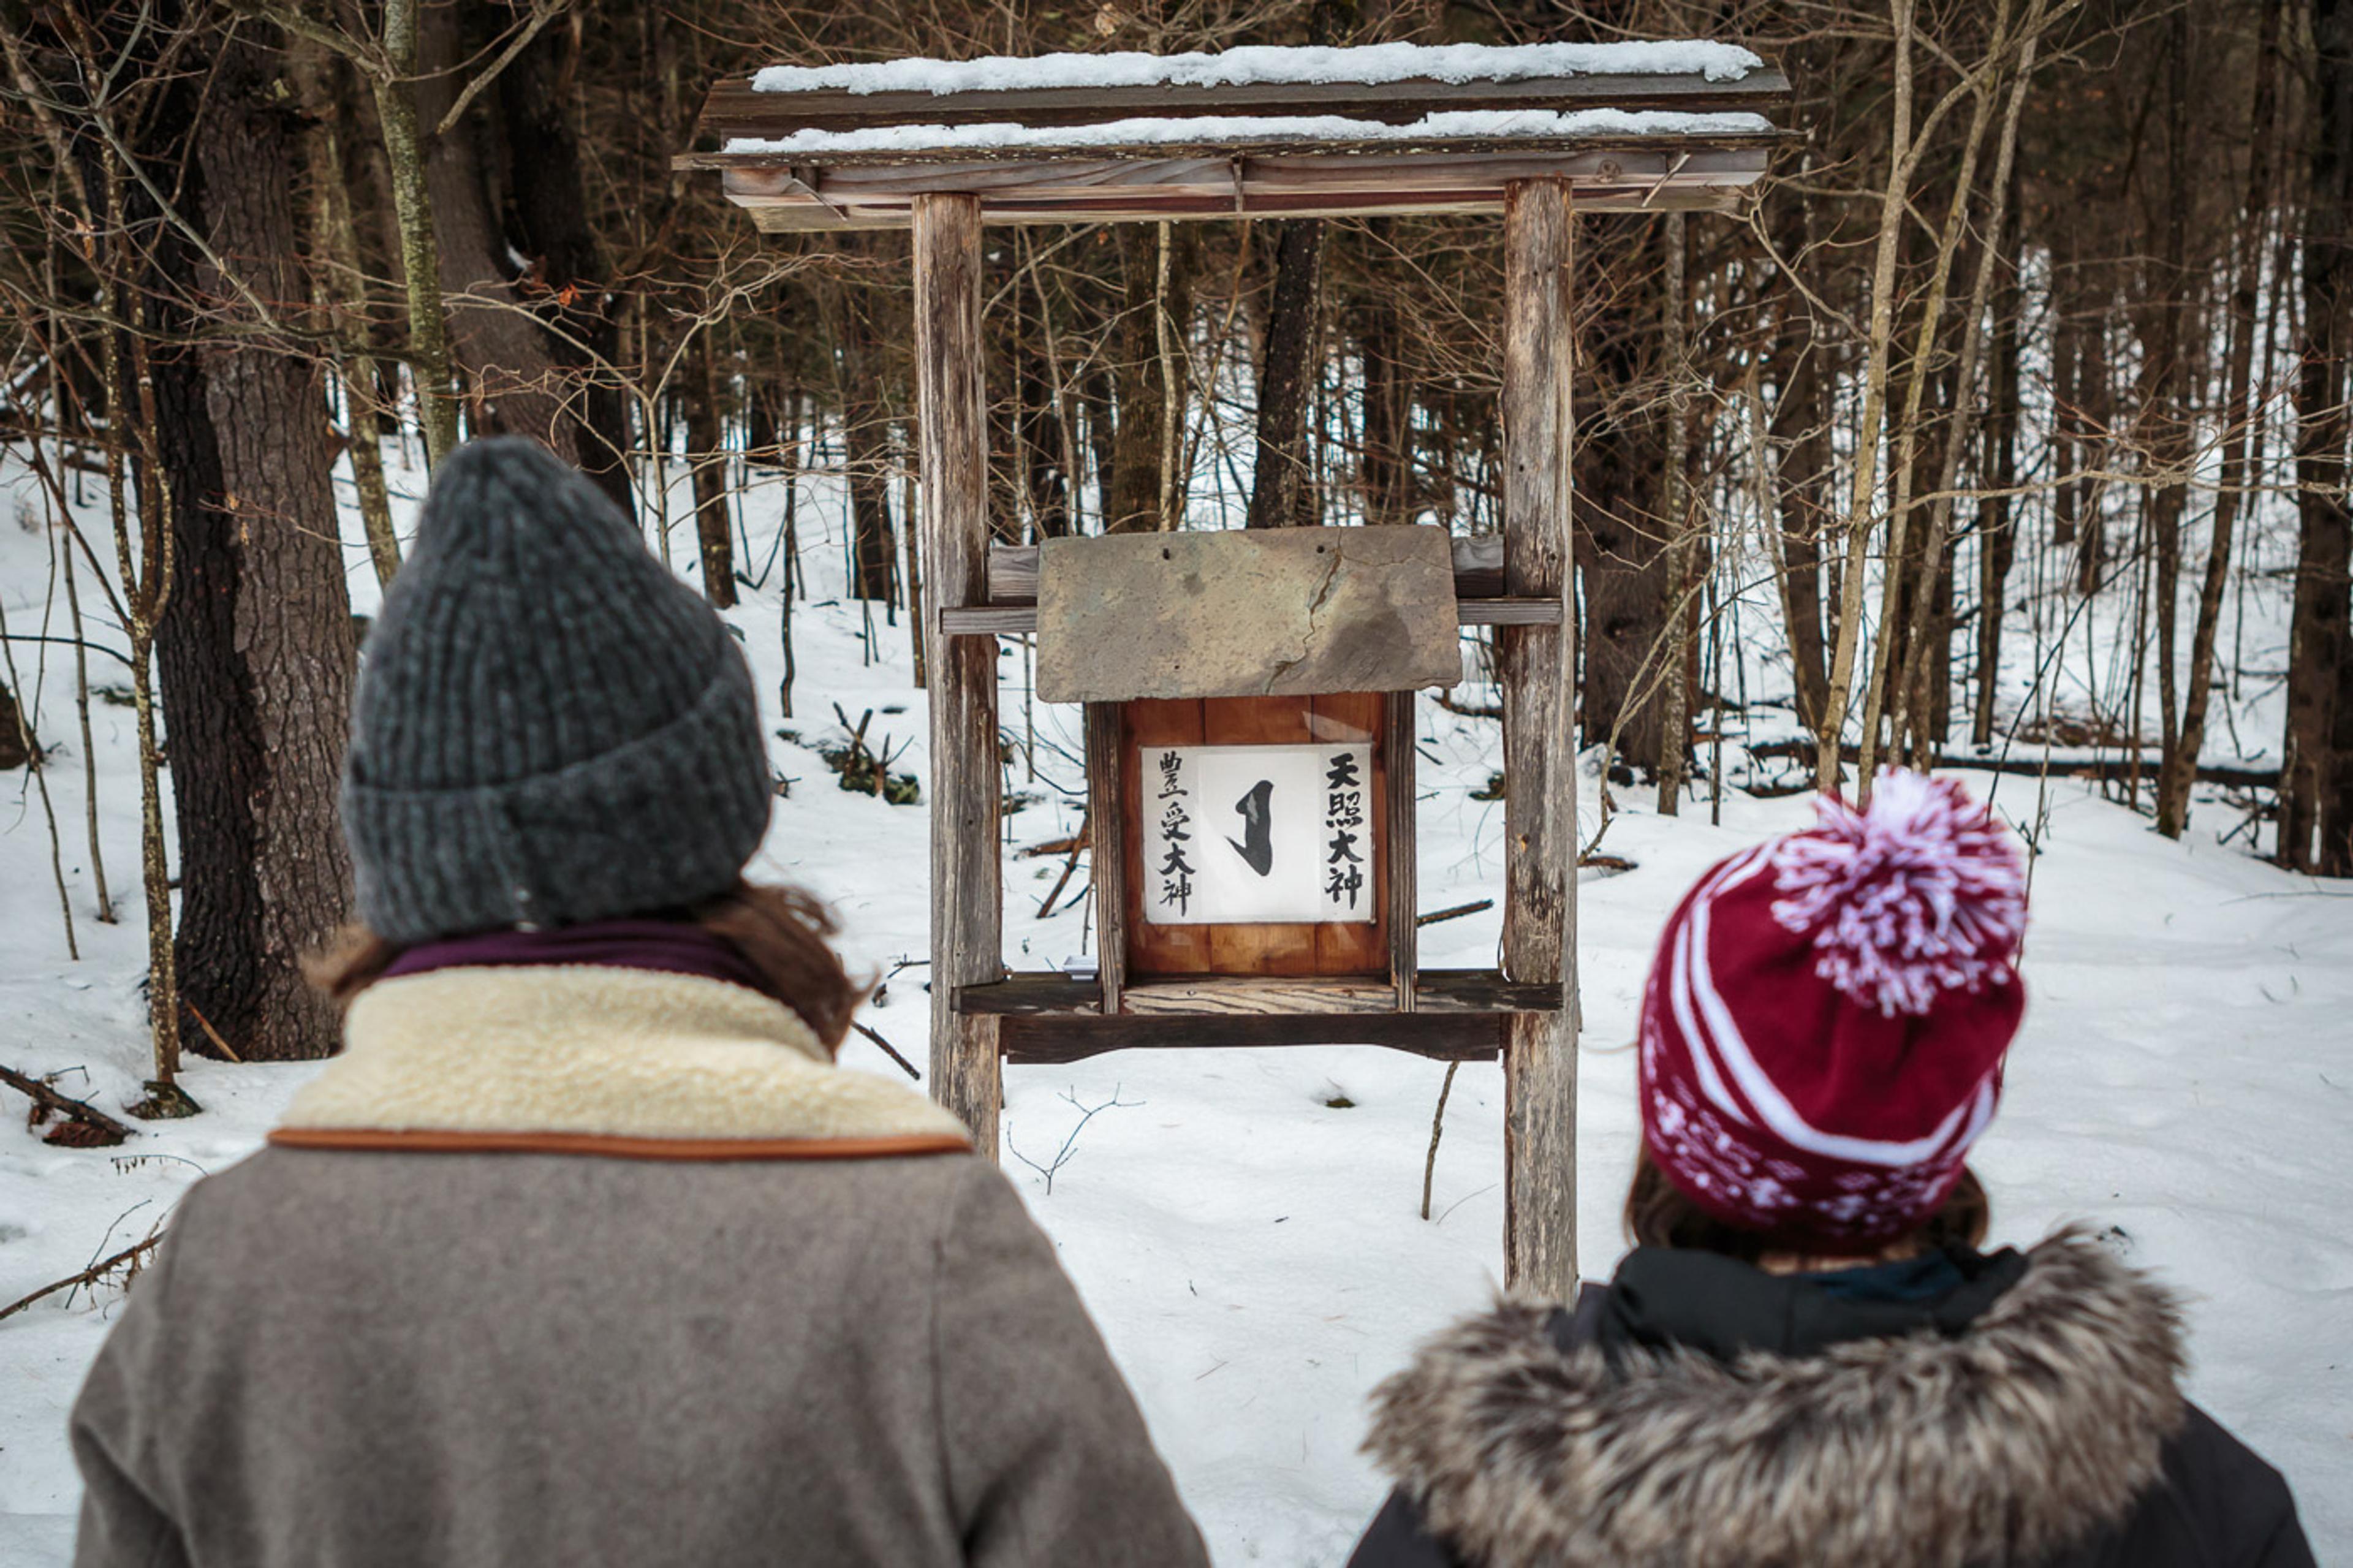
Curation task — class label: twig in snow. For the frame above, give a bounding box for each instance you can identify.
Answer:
[1420,1061,1460,1221]
[1006,1085,1137,1195]
[1416,899,1493,929]
[0,1231,162,1322]
[0,1062,132,1145]
[849,1020,920,1080]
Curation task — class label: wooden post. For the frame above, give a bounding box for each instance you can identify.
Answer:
[1085,702,1126,1015]
[1499,180,1579,1299]
[914,193,1003,1155]
[1384,688,1418,1010]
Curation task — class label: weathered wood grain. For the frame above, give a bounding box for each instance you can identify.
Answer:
[1121,976,1401,1015]
[1385,689,1419,1012]
[1001,1010,1505,1065]
[1499,179,1580,1300]
[914,194,1004,1158]
[955,968,1561,1015]
[993,534,1506,602]
[1036,526,1461,703]
[695,67,1792,139]
[1085,702,1126,1017]
[938,596,1559,635]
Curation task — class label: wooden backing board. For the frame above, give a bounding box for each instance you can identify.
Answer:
[1123,694,1389,980]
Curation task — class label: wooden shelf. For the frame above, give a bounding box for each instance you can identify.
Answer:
[957,969,1561,1017]
[1001,1011,1504,1066]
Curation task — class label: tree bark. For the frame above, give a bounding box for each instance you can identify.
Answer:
[686,330,735,608]
[1351,234,1415,528]
[149,25,355,1062]
[2281,0,2353,873]
[1247,218,1324,529]
[836,279,900,603]
[415,2,577,461]
[1574,213,1671,771]
[2158,0,2281,836]
[496,13,635,516]
[1109,222,1193,531]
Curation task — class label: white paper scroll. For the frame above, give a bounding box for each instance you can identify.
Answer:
[1140,744,1374,925]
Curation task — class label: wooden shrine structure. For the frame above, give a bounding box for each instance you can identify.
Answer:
[685,42,1789,1296]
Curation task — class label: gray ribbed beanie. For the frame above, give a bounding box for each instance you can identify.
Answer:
[343,438,771,942]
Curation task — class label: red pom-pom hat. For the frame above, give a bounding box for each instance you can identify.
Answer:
[1637,771,2028,1253]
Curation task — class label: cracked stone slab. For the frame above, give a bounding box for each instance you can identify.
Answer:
[1035,525,1463,703]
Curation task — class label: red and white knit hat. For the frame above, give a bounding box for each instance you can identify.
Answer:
[1637,770,2028,1254]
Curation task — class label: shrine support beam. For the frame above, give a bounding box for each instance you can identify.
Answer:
[1499,179,1579,1298]
[914,192,1004,1156]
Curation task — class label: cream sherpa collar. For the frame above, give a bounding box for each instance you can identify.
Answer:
[271,966,971,1159]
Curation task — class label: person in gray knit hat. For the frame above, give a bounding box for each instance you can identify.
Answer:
[344,436,773,939]
[70,439,1208,1568]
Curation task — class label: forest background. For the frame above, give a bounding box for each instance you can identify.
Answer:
[0,0,2346,1119]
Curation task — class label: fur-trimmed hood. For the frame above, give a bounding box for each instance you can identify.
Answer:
[1364,1232,2188,1568]
[272,964,971,1159]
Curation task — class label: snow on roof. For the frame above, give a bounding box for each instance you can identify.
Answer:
[749,40,1766,97]
[723,106,1775,159]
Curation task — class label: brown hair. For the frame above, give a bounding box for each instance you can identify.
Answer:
[1622,1143,1990,1264]
[305,881,868,1051]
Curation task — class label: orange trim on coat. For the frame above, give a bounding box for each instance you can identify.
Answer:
[266,1127,974,1161]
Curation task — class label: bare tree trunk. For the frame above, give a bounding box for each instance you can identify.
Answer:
[836,280,900,602]
[498,14,635,517]
[2139,9,2196,823]
[1351,229,1415,528]
[1575,214,1672,771]
[1767,189,1832,735]
[1248,218,1324,529]
[415,2,577,461]
[686,331,735,608]
[2282,0,2353,873]
[1655,213,1692,813]
[295,44,401,589]
[1819,0,1922,793]
[150,25,356,1062]
[1108,222,1193,531]
[1972,161,2025,748]
[370,0,459,465]
[2159,0,2281,836]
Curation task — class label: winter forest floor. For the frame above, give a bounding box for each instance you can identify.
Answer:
[2,443,2349,1563]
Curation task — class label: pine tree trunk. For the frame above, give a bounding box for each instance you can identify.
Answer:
[836,280,900,602]
[150,25,356,1062]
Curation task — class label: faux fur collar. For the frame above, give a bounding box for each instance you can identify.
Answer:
[271,966,971,1159]
[1365,1232,2186,1568]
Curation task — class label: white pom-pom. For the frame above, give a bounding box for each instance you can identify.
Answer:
[1769,770,2026,1017]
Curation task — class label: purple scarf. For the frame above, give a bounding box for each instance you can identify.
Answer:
[382,919,773,999]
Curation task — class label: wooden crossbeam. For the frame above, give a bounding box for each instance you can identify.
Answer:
[708,146,1769,230]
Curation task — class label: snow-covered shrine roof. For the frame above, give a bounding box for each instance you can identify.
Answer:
[683,40,1790,231]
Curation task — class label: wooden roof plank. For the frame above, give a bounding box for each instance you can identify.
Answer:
[695,66,1790,138]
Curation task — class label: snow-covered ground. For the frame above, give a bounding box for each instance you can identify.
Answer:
[2,437,2347,1563]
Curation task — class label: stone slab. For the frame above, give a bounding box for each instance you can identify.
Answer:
[1035,525,1463,703]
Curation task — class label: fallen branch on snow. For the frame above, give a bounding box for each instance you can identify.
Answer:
[0,1063,133,1146]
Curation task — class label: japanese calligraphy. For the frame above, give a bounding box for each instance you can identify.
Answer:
[1138,744,1375,926]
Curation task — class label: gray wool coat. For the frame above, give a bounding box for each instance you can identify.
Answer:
[70,964,1209,1568]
